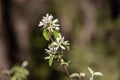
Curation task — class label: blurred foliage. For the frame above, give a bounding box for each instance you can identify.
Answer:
[28,0,120,80]
[4,61,29,80]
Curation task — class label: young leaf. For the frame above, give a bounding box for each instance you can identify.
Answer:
[44,56,50,59]
[79,73,86,77]
[61,61,71,66]
[70,73,80,78]
[53,30,60,38]
[49,54,54,66]
[66,45,70,51]
[94,72,103,76]
[88,67,94,75]
[43,29,49,41]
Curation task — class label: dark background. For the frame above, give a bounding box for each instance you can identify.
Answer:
[0,0,120,80]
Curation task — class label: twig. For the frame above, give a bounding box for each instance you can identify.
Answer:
[49,34,73,80]
[63,65,73,80]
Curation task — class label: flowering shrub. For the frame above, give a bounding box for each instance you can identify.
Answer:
[4,13,103,80]
[39,13,70,67]
[5,61,29,80]
[39,13,103,80]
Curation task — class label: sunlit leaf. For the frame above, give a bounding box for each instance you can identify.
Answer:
[79,73,86,76]
[70,73,80,78]
[94,72,103,76]
[43,29,49,41]
[88,67,94,75]
[11,76,17,80]
[49,54,54,66]
[44,56,50,59]
[53,30,60,38]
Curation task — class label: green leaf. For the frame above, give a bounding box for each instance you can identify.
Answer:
[53,30,60,38]
[11,76,17,80]
[66,45,70,51]
[49,54,54,67]
[43,29,49,41]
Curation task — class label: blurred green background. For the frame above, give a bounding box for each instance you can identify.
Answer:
[0,0,120,80]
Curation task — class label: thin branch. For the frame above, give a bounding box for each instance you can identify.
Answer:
[49,31,54,42]
[49,32,73,80]
[63,65,73,80]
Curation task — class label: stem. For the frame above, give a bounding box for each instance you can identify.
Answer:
[49,31,54,42]
[63,65,73,80]
[49,32,73,80]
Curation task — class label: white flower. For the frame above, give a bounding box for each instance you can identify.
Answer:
[45,46,57,54]
[39,13,60,32]
[63,41,69,45]
[51,35,70,50]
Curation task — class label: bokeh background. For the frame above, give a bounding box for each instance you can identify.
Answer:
[0,0,120,80]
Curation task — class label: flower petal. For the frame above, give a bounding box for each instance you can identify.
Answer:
[54,24,60,27]
[46,13,49,17]
[53,19,59,24]
[52,42,58,45]
[49,15,53,21]
[60,45,65,50]
[55,46,59,51]
[55,27,60,30]
[39,22,44,27]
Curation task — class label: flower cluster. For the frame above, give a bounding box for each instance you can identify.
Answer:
[39,13,70,66]
[45,35,69,53]
[39,14,60,32]
[39,13,103,80]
